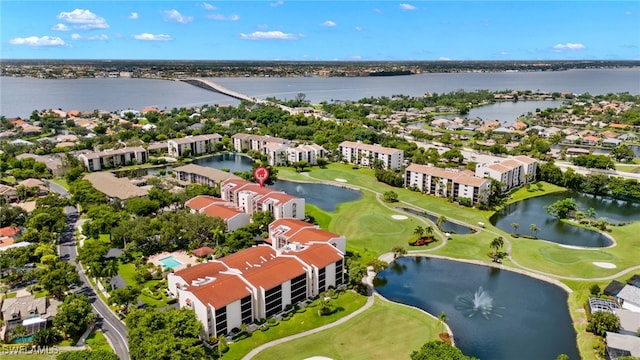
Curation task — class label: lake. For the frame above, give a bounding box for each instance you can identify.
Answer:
[2,68,638,118]
[374,256,579,360]
[490,191,640,247]
[270,179,362,212]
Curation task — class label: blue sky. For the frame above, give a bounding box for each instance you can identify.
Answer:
[1,1,639,60]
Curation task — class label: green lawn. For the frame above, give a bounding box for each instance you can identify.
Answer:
[223,290,367,360]
[85,331,113,353]
[251,296,441,360]
[117,263,169,307]
[51,178,70,191]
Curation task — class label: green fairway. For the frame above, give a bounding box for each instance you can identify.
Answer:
[251,296,441,360]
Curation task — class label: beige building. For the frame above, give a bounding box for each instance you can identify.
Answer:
[405,164,491,205]
[168,134,222,158]
[78,147,148,172]
[338,141,404,170]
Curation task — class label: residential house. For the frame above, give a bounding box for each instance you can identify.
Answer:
[582,136,600,146]
[173,164,240,187]
[220,179,305,220]
[78,147,148,171]
[405,164,491,205]
[605,332,640,359]
[0,184,17,202]
[167,134,222,158]
[617,285,640,312]
[603,138,622,147]
[338,141,404,170]
[0,295,61,342]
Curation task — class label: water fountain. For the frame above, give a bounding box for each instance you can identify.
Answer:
[295,184,306,195]
[455,286,503,319]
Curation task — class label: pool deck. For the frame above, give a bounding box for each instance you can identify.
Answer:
[148,251,197,271]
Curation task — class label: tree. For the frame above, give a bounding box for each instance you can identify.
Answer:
[545,198,578,219]
[391,246,407,259]
[383,191,398,202]
[126,307,205,360]
[57,350,119,360]
[610,144,634,162]
[556,355,570,360]
[511,222,520,235]
[414,226,425,238]
[438,311,448,335]
[490,236,504,257]
[437,216,447,228]
[587,311,620,336]
[529,224,539,238]
[39,260,81,299]
[125,198,160,217]
[589,284,601,296]
[411,340,478,360]
[586,207,597,220]
[54,294,96,338]
[110,285,141,311]
[33,328,61,346]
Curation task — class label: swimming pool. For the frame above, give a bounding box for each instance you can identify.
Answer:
[11,335,34,344]
[159,256,182,269]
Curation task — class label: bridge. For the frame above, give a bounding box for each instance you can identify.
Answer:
[180,78,294,114]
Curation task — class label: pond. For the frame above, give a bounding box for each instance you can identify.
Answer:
[397,206,474,234]
[270,179,362,212]
[491,191,640,247]
[374,257,579,360]
[192,152,255,173]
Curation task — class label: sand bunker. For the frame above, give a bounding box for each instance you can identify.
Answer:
[592,262,616,269]
[392,215,408,220]
[335,178,347,183]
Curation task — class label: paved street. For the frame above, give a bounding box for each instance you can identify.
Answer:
[52,186,129,360]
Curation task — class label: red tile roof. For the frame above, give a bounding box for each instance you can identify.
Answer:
[202,204,245,221]
[288,243,343,269]
[185,195,221,211]
[174,262,229,284]
[243,256,307,291]
[288,228,340,245]
[193,246,215,258]
[190,273,252,309]
[0,226,20,237]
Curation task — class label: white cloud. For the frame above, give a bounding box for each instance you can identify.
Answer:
[322,20,336,27]
[51,23,70,31]
[499,51,509,56]
[625,11,632,15]
[133,33,173,41]
[354,26,362,31]
[164,9,193,24]
[239,31,300,40]
[270,1,284,7]
[129,12,139,20]
[400,3,417,10]
[553,43,586,51]
[71,33,108,41]
[9,36,66,47]
[58,9,109,29]
[207,14,240,21]
[202,2,216,10]
[374,8,383,14]
[438,57,451,60]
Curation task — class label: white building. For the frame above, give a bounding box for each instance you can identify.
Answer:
[263,142,289,166]
[168,134,222,158]
[338,141,404,170]
[78,147,148,172]
[474,155,537,191]
[220,179,305,220]
[287,144,326,166]
[168,243,344,338]
[405,164,491,205]
[269,218,346,253]
[617,285,640,313]
[185,195,251,232]
[231,133,289,153]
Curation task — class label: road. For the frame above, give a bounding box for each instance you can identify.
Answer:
[51,182,130,360]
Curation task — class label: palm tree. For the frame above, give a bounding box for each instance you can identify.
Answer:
[425,225,434,238]
[438,312,448,336]
[586,207,597,220]
[103,259,120,280]
[529,224,539,238]
[210,225,224,248]
[413,226,425,239]
[391,246,407,259]
[437,216,446,228]
[490,236,505,257]
[511,222,520,235]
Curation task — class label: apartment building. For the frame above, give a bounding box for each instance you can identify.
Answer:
[405,164,491,205]
[231,133,289,153]
[173,164,240,187]
[474,155,537,191]
[287,144,326,166]
[220,179,305,220]
[78,147,148,171]
[268,218,346,253]
[338,141,404,170]
[167,243,344,338]
[263,142,289,167]
[168,134,222,158]
[185,195,251,232]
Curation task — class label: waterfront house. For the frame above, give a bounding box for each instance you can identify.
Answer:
[167,134,222,158]
[405,164,491,205]
[617,285,640,312]
[338,141,404,170]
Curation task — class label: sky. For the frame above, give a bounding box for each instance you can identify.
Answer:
[1,1,639,61]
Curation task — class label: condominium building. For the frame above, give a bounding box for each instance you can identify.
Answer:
[78,147,148,171]
[185,195,251,232]
[167,243,344,338]
[268,218,346,253]
[220,179,305,220]
[405,164,491,205]
[231,133,289,153]
[263,142,289,167]
[474,155,538,191]
[287,144,326,166]
[168,134,222,158]
[338,141,404,170]
[173,164,240,187]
